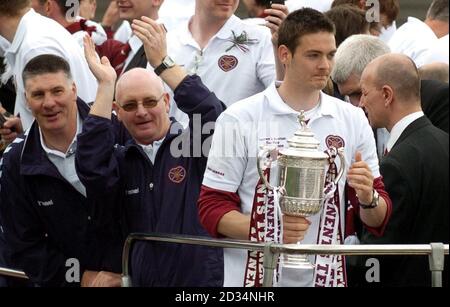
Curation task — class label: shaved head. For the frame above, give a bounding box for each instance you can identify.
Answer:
[366,53,421,103]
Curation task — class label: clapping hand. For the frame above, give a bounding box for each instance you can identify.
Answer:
[132,16,168,68]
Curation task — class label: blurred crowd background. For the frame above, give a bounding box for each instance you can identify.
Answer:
[94,0,435,25]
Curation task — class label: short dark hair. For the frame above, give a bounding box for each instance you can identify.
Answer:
[22,54,72,86]
[427,0,449,22]
[278,8,335,53]
[0,0,30,16]
[325,4,369,47]
[380,0,400,25]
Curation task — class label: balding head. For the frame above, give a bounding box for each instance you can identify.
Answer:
[365,53,421,103]
[360,54,422,130]
[116,68,164,103]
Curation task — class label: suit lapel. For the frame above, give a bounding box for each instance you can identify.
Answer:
[123,45,147,73]
[392,116,431,149]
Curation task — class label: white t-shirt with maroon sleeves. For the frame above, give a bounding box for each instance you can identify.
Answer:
[202,82,380,287]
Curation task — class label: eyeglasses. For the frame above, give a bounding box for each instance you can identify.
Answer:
[119,94,165,112]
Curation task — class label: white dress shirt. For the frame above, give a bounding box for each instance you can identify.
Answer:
[114,21,132,44]
[386,111,424,152]
[122,35,144,74]
[3,9,98,130]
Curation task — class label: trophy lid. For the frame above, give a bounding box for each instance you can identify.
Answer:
[279,111,328,159]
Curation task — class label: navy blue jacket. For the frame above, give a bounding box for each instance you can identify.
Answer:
[76,75,225,287]
[0,99,123,287]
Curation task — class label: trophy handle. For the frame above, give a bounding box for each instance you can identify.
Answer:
[323,147,346,198]
[333,147,346,185]
[256,147,278,191]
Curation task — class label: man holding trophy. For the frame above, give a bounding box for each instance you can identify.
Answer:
[198,8,392,287]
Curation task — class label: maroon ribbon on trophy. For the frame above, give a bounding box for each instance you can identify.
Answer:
[313,147,347,287]
[243,167,281,287]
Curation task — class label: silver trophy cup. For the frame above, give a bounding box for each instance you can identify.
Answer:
[257,112,345,269]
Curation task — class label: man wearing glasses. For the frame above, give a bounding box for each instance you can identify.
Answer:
[75,18,225,287]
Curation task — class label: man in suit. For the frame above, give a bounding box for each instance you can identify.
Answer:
[117,0,164,74]
[359,53,449,287]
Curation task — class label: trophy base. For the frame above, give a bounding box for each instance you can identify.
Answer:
[282,254,315,269]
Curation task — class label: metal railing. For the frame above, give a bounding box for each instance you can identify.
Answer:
[121,233,449,287]
[1,233,448,287]
[0,267,28,280]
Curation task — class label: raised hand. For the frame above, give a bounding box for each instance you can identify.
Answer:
[264,3,289,45]
[83,35,117,85]
[131,16,167,68]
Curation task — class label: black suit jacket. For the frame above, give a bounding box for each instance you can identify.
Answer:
[421,79,449,133]
[362,116,449,287]
[122,45,148,73]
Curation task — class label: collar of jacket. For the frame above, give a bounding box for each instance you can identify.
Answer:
[19,98,90,178]
[392,116,431,150]
[122,118,184,156]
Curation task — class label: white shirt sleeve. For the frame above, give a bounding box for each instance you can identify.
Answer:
[421,34,449,65]
[203,112,248,192]
[256,28,276,88]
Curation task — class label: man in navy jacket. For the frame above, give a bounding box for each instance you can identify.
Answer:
[0,54,123,287]
[76,20,225,286]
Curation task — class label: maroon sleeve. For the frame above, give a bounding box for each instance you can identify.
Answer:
[360,176,393,237]
[345,177,392,238]
[198,185,241,238]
